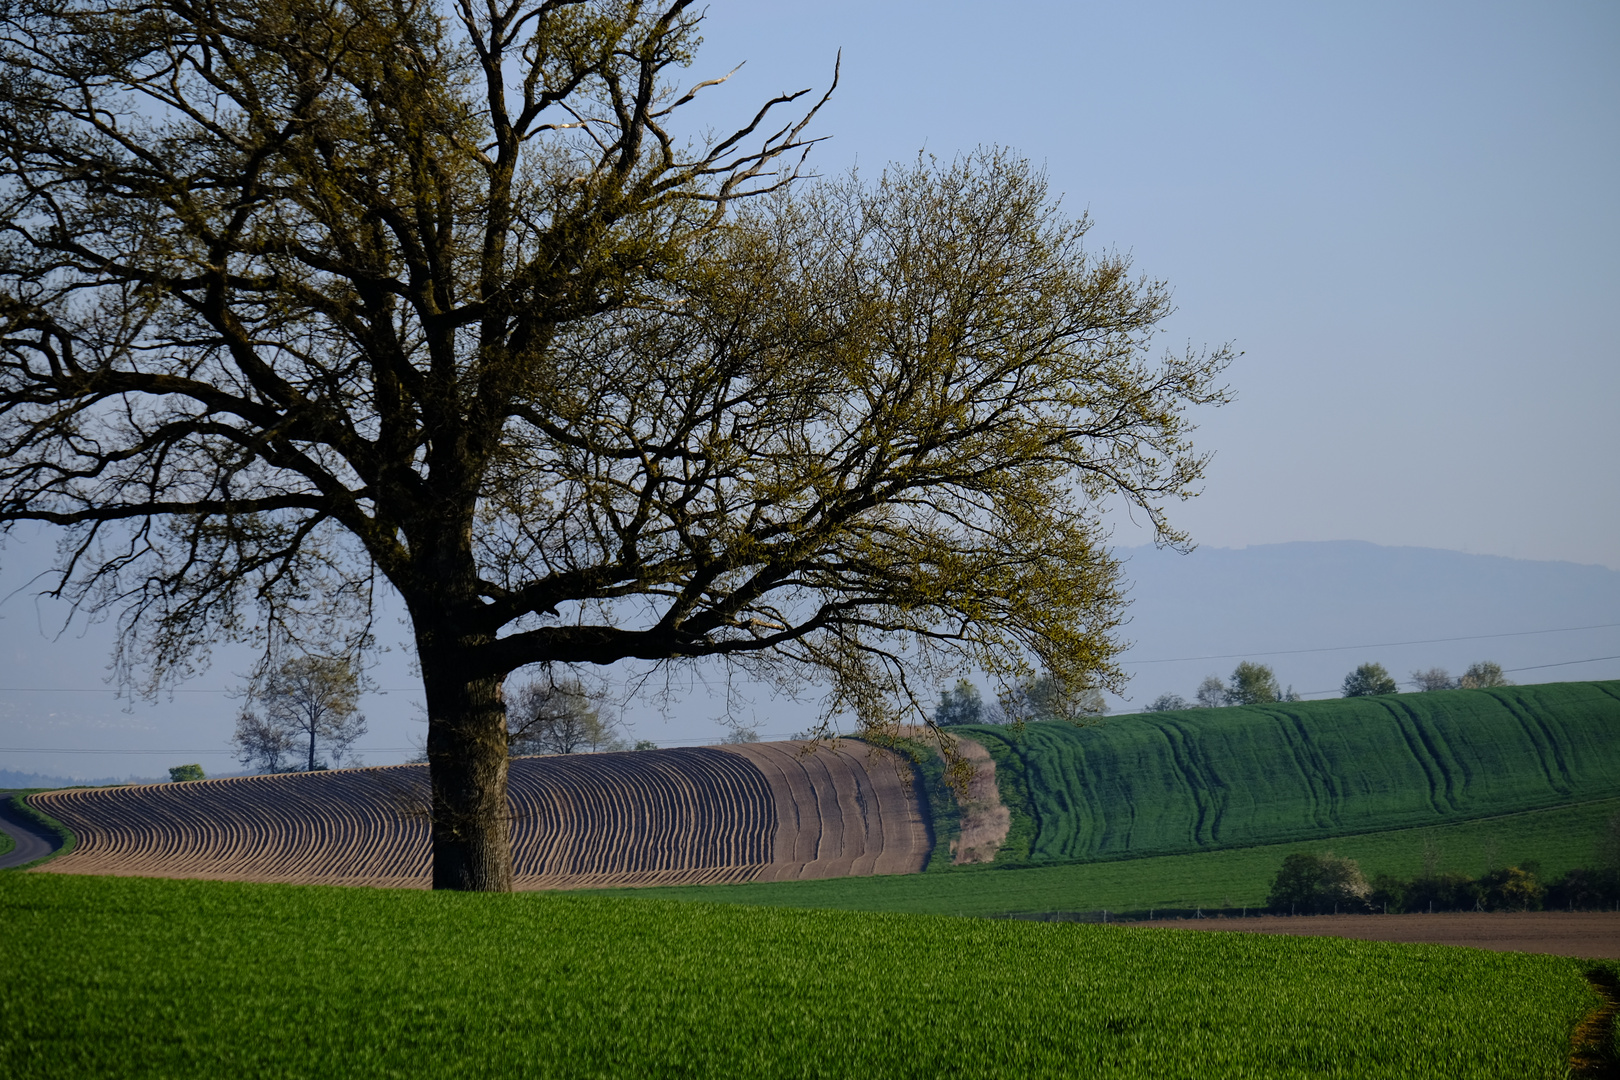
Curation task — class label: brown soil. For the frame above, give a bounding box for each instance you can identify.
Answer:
[717,741,931,881]
[29,741,931,890]
[1128,910,1620,959]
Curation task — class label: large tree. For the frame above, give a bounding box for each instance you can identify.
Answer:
[0,0,1230,890]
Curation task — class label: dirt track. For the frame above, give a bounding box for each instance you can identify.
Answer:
[26,741,931,890]
[1130,911,1620,959]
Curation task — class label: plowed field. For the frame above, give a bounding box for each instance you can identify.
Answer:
[28,742,930,889]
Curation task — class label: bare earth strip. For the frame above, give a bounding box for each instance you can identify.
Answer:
[1129,911,1620,959]
[27,742,930,890]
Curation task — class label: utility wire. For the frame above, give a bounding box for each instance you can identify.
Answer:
[1504,654,1620,673]
[1,734,815,755]
[3,623,1616,691]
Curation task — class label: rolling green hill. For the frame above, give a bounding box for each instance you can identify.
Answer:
[952,680,1620,866]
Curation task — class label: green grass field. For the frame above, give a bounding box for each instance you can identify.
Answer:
[942,681,1620,867]
[592,796,1620,917]
[0,872,1604,1079]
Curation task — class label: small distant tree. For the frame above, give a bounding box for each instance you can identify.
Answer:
[1410,667,1456,692]
[237,655,367,772]
[1146,693,1190,712]
[1458,661,1513,689]
[934,679,985,726]
[232,711,298,774]
[1194,675,1227,708]
[1266,852,1371,914]
[632,740,660,752]
[1341,662,1399,698]
[1226,662,1282,706]
[167,764,205,783]
[508,678,620,755]
[719,725,761,745]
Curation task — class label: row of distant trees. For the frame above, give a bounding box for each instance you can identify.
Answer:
[934,674,1108,726]
[232,650,1522,772]
[1266,812,1620,913]
[1140,659,1514,713]
[1142,662,1304,712]
[932,656,1501,725]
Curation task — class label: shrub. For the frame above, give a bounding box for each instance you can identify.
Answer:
[168,764,205,783]
[1400,871,1479,913]
[1476,866,1545,912]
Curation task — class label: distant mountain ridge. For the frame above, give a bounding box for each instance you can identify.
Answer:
[0,769,165,790]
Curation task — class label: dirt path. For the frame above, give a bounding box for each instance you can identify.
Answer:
[0,792,62,870]
[1129,910,1620,959]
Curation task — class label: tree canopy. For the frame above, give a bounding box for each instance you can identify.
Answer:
[1225,662,1282,706]
[233,654,367,771]
[1341,662,1398,698]
[0,0,1230,889]
[508,676,619,755]
[934,679,985,727]
[1410,667,1455,692]
[1459,661,1513,689]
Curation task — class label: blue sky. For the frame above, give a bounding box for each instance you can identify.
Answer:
[689,1,1619,567]
[2,1,1617,777]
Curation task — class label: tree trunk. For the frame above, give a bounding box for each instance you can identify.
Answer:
[420,644,514,891]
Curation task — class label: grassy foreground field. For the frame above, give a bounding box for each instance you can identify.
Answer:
[591,796,1620,917]
[951,681,1620,865]
[0,872,1604,1079]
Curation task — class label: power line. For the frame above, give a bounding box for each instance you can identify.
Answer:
[2,622,1615,691]
[1123,621,1620,665]
[0,734,816,755]
[1505,655,1620,673]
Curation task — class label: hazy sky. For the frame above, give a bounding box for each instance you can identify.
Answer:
[690,0,1620,568]
[2,1,1617,778]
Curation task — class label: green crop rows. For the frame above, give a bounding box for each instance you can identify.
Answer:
[592,796,1620,917]
[0,872,1603,1078]
[949,681,1620,866]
